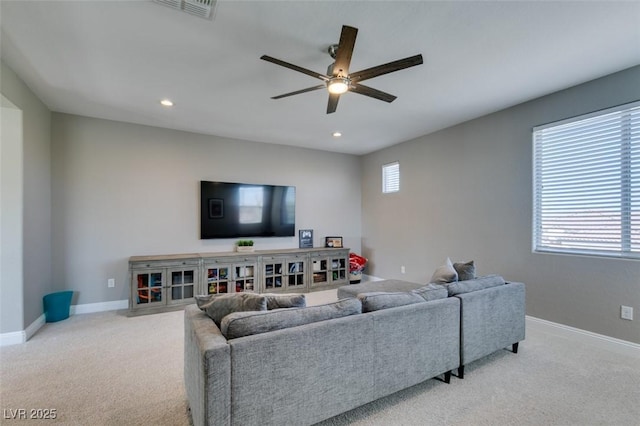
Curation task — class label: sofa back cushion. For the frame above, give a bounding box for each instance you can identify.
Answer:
[446,274,506,296]
[221,298,362,339]
[357,291,425,313]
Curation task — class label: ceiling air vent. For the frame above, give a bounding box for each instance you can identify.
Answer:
[152,0,216,20]
[183,0,215,19]
[153,0,181,11]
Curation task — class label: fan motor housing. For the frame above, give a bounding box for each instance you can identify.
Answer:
[328,44,340,59]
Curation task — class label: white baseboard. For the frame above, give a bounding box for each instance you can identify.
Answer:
[70,299,128,315]
[526,315,640,358]
[25,313,46,341]
[0,330,25,346]
[1,299,129,346]
[0,314,45,347]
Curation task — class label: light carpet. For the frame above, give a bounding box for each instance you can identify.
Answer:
[1,290,639,425]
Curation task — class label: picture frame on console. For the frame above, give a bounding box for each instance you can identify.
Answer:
[325,236,343,248]
[299,229,314,248]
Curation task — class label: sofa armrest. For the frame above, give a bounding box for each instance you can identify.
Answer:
[184,304,231,426]
[456,282,525,366]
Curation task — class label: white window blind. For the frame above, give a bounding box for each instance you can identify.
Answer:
[532,100,640,259]
[382,162,400,193]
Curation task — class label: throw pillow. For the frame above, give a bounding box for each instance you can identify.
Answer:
[357,291,425,313]
[262,293,306,310]
[221,298,362,339]
[411,283,448,301]
[199,293,267,326]
[430,257,458,284]
[453,260,476,281]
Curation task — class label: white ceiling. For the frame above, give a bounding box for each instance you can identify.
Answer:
[1,1,639,155]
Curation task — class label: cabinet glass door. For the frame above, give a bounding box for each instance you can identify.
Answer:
[206,266,230,294]
[331,257,347,282]
[169,269,196,303]
[287,260,306,288]
[234,264,256,292]
[311,258,328,285]
[263,261,284,290]
[135,271,163,305]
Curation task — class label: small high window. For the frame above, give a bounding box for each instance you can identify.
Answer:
[382,162,400,193]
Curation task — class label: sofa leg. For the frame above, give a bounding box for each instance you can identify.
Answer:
[457,366,464,379]
[435,370,452,383]
[512,342,519,354]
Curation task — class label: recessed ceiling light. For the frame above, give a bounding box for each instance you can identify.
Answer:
[160,99,174,107]
[332,132,342,138]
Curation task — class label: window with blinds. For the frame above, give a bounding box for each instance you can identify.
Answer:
[382,161,400,193]
[532,100,639,259]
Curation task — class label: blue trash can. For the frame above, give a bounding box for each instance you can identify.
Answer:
[43,291,73,322]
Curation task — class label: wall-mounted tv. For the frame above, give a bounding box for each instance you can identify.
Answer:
[200,181,296,239]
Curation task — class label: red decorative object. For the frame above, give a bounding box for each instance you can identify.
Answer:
[349,253,367,272]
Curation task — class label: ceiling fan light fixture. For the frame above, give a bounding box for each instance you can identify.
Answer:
[327,77,350,94]
[261,25,423,114]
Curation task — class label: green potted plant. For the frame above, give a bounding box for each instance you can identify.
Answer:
[236,239,255,252]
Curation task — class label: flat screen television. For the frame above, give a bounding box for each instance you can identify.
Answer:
[200,181,296,239]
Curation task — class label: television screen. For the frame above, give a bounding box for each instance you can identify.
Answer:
[200,181,296,239]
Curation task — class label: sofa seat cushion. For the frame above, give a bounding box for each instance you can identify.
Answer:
[221,298,362,339]
[337,279,424,299]
[357,283,448,312]
[357,291,425,312]
[446,274,506,296]
[412,283,449,301]
[261,293,306,310]
[196,293,267,326]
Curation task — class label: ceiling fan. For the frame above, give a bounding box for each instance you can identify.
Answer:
[260,25,423,114]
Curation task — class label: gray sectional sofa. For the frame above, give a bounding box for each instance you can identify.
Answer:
[184,275,525,425]
[339,275,526,378]
[184,295,460,426]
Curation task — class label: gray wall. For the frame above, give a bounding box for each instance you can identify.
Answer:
[361,66,640,344]
[51,114,362,305]
[0,61,52,333]
[1,96,24,334]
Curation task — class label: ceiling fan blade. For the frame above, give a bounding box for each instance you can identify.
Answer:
[349,54,423,83]
[349,83,397,103]
[271,85,326,99]
[327,93,340,114]
[332,25,358,77]
[260,55,329,81]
